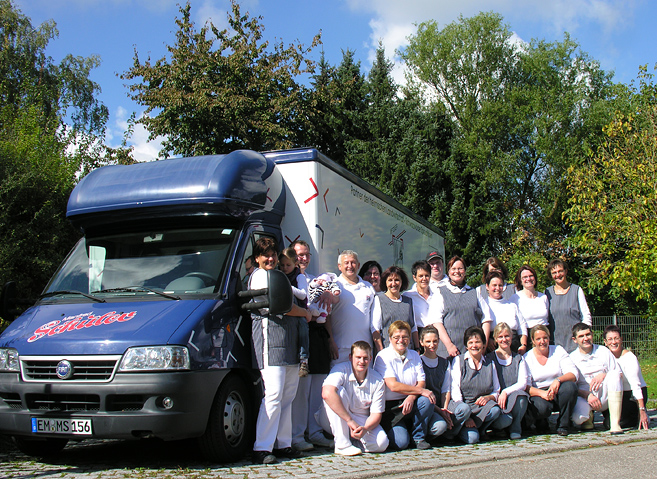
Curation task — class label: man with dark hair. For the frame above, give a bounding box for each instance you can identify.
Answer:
[316,341,389,455]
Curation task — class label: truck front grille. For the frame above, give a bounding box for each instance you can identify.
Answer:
[26,393,100,411]
[21,356,120,382]
[0,392,22,409]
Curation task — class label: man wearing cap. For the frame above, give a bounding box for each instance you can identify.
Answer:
[425,251,448,290]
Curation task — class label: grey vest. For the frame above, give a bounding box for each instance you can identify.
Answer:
[454,353,496,426]
[377,292,415,349]
[489,352,522,390]
[436,286,482,359]
[545,284,582,353]
[421,356,449,397]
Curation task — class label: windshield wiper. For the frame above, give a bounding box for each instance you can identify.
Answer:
[40,290,106,303]
[94,286,180,301]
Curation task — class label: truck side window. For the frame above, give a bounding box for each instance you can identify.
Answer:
[239,232,276,290]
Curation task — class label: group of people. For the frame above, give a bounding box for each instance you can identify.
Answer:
[246,240,650,465]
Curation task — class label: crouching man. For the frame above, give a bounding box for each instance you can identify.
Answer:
[570,322,624,434]
[315,341,389,456]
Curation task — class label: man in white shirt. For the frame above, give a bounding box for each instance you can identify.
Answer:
[316,341,389,455]
[569,322,623,434]
[328,250,375,365]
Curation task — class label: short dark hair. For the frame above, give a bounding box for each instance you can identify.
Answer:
[485,270,505,286]
[381,265,409,292]
[350,340,372,356]
[291,239,310,250]
[359,260,382,278]
[420,325,439,342]
[463,326,485,346]
[603,324,622,341]
[571,322,591,338]
[412,260,431,277]
[548,258,568,274]
[514,264,538,290]
[446,255,466,272]
[254,237,278,258]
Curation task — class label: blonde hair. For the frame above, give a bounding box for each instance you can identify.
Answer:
[388,320,411,338]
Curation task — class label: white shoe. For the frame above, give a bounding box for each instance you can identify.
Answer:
[335,445,362,456]
[309,432,334,448]
[292,440,314,452]
[510,433,522,440]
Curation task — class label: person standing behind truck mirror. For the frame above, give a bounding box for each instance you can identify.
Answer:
[545,259,591,353]
[290,240,336,451]
[250,237,312,465]
[329,250,376,366]
[359,261,383,292]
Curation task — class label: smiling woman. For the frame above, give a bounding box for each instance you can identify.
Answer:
[371,266,417,352]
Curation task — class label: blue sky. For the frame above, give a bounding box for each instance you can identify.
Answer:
[13,0,657,161]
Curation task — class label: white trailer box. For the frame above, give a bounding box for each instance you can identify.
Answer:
[264,149,445,276]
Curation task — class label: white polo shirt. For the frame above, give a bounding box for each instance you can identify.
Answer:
[323,361,385,416]
[330,275,375,351]
[570,344,619,391]
[402,288,432,328]
[373,346,425,401]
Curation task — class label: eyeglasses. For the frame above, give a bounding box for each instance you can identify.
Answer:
[449,267,465,272]
[391,335,410,342]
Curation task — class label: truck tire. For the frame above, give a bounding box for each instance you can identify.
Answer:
[13,436,68,457]
[198,375,252,462]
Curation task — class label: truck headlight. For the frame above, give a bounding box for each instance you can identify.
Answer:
[119,346,190,371]
[0,348,19,372]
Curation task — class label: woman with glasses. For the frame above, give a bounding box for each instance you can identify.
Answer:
[511,265,549,333]
[373,321,436,450]
[428,256,492,359]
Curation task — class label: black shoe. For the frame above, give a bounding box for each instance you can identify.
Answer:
[557,427,569,436]
[252,450,276,464]
[415,439,432,450]
[273,447,302,459]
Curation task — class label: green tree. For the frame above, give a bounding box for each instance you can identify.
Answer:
[564,66,657,313]
[401,12,615,273]
[122,1,320,157]
[0,0,109,325]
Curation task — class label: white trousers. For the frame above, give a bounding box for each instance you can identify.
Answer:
[291,373,326,444]
[254,364,300,452]
[572,369,623,425]
[316,390,389,452]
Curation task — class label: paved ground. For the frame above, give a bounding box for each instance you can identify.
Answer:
[1,412,656,478]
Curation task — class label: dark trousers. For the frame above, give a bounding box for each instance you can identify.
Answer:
[527,380,578,429]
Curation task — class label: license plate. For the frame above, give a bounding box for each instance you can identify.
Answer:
[31,417,93,435]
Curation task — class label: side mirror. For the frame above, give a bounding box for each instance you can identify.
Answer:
[1,281,18,322]
[237,270,293,315]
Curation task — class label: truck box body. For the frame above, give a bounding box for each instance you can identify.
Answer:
[0,148,444,461]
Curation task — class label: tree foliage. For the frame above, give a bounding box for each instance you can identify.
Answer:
[401,12,615,273]
[122,1,320,157]
[565,65,657,312]
[0,0,110,325]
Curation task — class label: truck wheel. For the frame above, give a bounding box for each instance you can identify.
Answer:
[13,436,68,457]
[198,375,252,462]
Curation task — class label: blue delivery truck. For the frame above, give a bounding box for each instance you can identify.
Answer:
[0,148,444,461]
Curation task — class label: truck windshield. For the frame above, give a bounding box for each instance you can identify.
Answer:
[44,228,236,298]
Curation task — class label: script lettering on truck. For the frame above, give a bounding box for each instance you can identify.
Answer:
[28,311,137,343]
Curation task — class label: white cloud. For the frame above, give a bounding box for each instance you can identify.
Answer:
[112,106,165,163]
[345,0,637,73]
